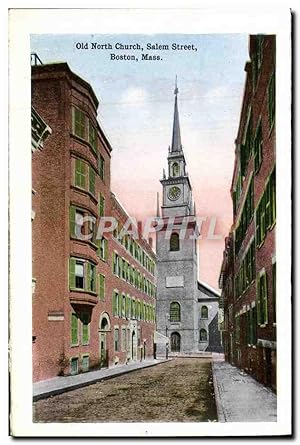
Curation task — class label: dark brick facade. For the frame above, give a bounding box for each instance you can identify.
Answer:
[219,35,276,391]
[32,63,156,382]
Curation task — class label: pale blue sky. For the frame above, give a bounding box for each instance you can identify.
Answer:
[31,33,249,286]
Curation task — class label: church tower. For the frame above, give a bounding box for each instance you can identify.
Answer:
[156,80,200,355]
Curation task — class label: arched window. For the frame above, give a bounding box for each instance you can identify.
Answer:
[201,305,208,319]
[200,329,208,342]
[172,162,180,177]
[170,233,180,251]
[170,302,181,322]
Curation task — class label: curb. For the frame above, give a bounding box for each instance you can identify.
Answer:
[33,359,169,402]
[211,361,226,423]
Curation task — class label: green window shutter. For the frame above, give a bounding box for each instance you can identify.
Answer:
[256,277,261,325]
[86,262,91,291]
[69,258,76,289]
[89,120,97,152]
[112,292,117,316]
[118,294,123,317]
[112,252,116,274]
[98,274,105,300]
[89,166,96,196]
[73,108,86,139]
[249,309,253,345]
[99,194,105,217]
[80,161,86,189]
[69,206,76,237]
[263,273,268,325]
[104,238,108,261]
[71,313,78,345]
[82,313,89,344]
[271,169,276,225]
[119,257,123,278]
[75,159,81,187]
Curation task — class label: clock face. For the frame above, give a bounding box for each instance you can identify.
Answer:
[168,186,181,201]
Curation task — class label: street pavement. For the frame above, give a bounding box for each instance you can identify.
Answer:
[212,355,277,422]
[33,358,168,401]
[33,358,216,422]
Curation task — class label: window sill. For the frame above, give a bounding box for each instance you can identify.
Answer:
[71,343,80,348]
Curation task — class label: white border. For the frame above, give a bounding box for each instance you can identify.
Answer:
[8,7,291,437]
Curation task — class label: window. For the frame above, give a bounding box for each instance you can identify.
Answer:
[170,302,181,322]
[71,313,78,345]
[75,261,84,289]
[113,291,119,317]
[254,121,263,173]
[170,233,180,251]
[97,237,108,261]
[88,120,97,152]
[131,298,136,319]
[75,158,86,189]
[69,206,85,238]
[89,166,96,196]
[99,154,105,181]
[73,107,86,139]
[99,193,105,217]
[126,295,131,319]
[114,327,119,352]
[172,162,180,177]
[121,327,126,352]
[257,271,268,326]
[268,72,275,128]
[272,262,276,323]
[70,357,79,375]
[136,300,141,321]
[201,306,208,319]
[98,274,105,300]
[82,355,89,372]
[122,294,126,318]
[200,329,208,342]
[81,313,90,345]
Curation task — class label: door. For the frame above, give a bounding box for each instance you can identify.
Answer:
[100,333,108,368]
[171,332,181,352]
[131,331,136,360]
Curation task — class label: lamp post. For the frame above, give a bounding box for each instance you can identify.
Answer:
[165,313,169,359]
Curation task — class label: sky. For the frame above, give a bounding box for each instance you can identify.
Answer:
[31,33,249,289]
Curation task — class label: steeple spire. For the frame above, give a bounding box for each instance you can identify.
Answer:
[171,75,182,153]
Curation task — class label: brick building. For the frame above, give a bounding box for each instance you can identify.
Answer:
[32,62,156,382]
[219,35,276,390]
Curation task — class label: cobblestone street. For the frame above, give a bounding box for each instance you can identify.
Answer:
[33,358,217,423]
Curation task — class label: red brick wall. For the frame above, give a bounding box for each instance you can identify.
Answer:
[32,63,156,382]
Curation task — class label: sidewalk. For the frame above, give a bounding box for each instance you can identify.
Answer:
[212,356,277,422]
[33,358,168,401]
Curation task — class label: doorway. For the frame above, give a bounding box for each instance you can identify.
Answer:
[171,332,181,352]
[131,331,137,360]
[99,314,110,368]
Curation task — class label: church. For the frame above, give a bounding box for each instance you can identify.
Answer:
[155,82,222,356]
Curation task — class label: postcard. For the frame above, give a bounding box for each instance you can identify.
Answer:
[8,7,292,437]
